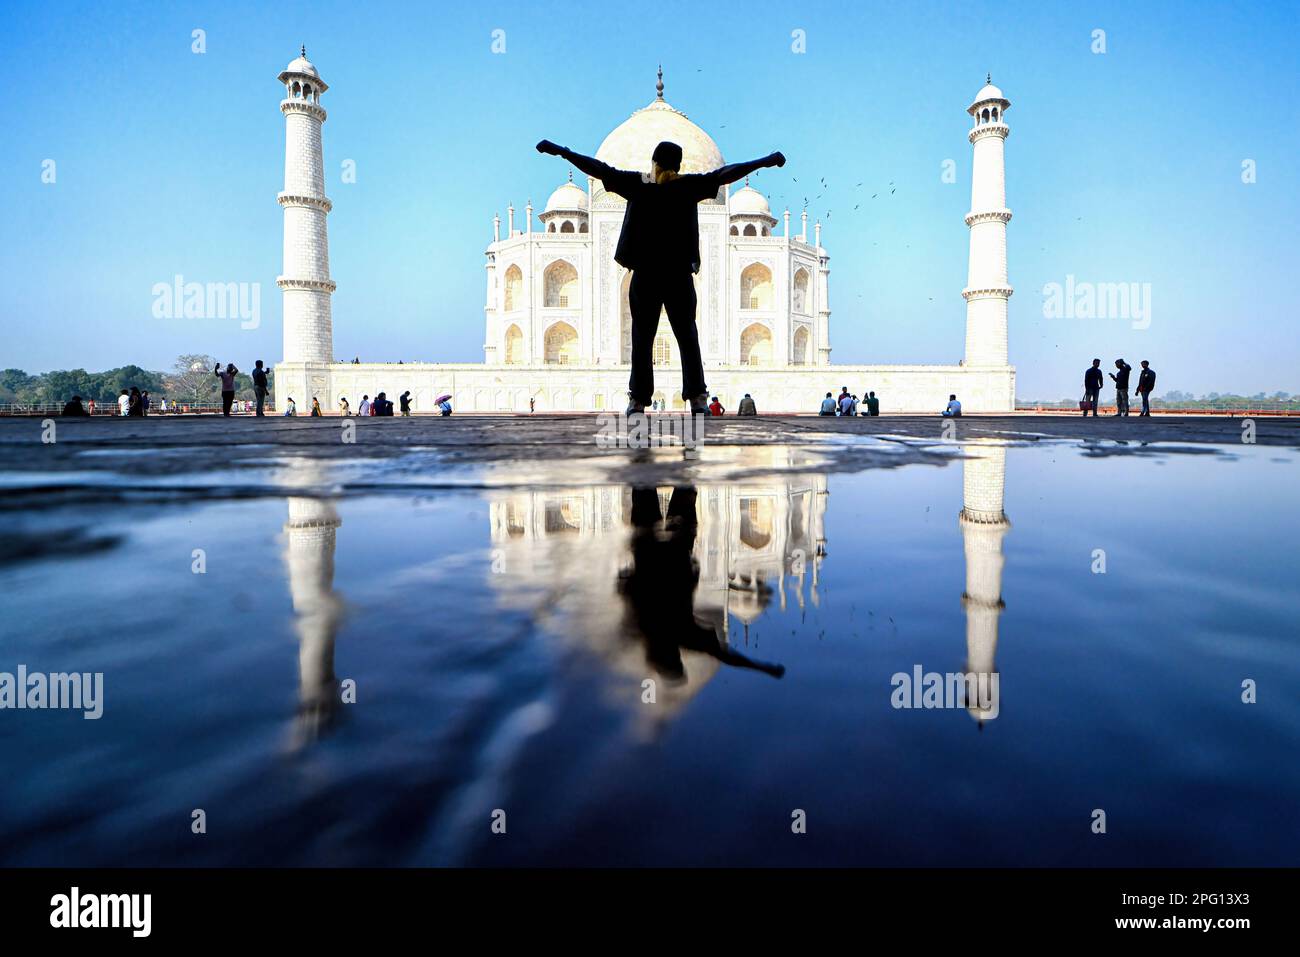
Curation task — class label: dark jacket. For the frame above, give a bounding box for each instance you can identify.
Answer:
[556,147,782,273]
[252,368,269,391]
[1084,367,1104,392]
[1137,368,1156,393]
[1112,362,1132,390]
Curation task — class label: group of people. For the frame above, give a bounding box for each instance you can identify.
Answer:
[819,387,882,417]
[1082,358,1157,417]
[283,390,452,417]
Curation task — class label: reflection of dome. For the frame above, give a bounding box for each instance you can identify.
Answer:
[544,180,588,213]
[730,184,771,217]
[595,73,724,184]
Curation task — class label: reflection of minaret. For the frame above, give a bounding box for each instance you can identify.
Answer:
[283,473,343,745]
[959,443,1009,722]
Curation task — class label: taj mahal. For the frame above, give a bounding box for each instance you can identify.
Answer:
[272,51,1016,413]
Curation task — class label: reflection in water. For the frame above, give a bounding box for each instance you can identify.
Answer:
[959,443,1010,723]
[275,443,1010,739]
[620,486,786,682]
[283,465,344,747]
[486,453,830,728]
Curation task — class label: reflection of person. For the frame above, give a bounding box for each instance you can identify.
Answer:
[537,136,784,415]
[619,486,785,682]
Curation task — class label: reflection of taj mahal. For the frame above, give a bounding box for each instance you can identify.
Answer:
[272,50,1017,413]
[278,444,1010,737]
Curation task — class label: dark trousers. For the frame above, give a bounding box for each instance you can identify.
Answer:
[628,268,705,405]
[1084,389,1099,416]
[221,391,235,416]
[1139,391,1151,415]
[255,387,267,416]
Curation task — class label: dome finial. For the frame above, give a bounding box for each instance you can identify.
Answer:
[986,71,991,84]
[656,64,664,99]
[744,176,750,187]
[568,170,573,183]
[302,44,307,58]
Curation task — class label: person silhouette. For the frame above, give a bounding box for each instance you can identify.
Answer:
[618,486,785,682]
[537,134,785,415]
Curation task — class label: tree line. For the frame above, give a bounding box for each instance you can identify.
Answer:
[0,354,272,406]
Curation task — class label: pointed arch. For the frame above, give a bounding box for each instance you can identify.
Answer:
[792,326,810,365]
[503,264,523,312]
[543,259,579,308]
[740,263,773,310]
[740,323,773,367]
[504,323,524,365]
[543,321,579,364]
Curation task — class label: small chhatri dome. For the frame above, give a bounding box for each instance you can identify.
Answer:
[279,45,327,91]
[969,73,1007,111]
[544,178,588,213]
[730,182,771,217]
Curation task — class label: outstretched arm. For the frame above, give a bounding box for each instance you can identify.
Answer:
[537,140,638,196]
[708,151,786,187]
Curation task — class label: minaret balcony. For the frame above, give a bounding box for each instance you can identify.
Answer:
[281,99,327,121]
[277,276,337,293]
[961,285,1014,300]
[278,192,333,212]
[968,122,1009,143]
[964,209,1012,226]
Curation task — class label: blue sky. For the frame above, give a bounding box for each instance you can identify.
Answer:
[1,0,1296,398]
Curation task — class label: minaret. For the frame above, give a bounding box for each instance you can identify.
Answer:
[815,227,832,365]
[958,443,1010,722]
[962,75,1012,367]
[277,47,336,368]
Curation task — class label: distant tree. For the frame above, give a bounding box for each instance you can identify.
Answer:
[166,354,219,405]
[0,369,36,402]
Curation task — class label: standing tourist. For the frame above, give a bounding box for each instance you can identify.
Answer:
[400,391,412,416]
[214,362,239,416]
[536,131,785,415]
[251,360,270,416]
[1083,358,1103,417]
[1109,358,1132,417]
[339,396,351,416]
[310,397,322,417]
[284,397,297,416]
[358,395,371,417]
[1136,361,1157,416]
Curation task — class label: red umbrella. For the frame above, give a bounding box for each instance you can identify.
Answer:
[435,394,452,404]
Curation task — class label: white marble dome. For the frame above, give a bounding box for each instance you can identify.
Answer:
[285,55,319,78]
[730,184,771,217]
[970,81,1008,109]
[544,180,588,213]
[596,98,725,177]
